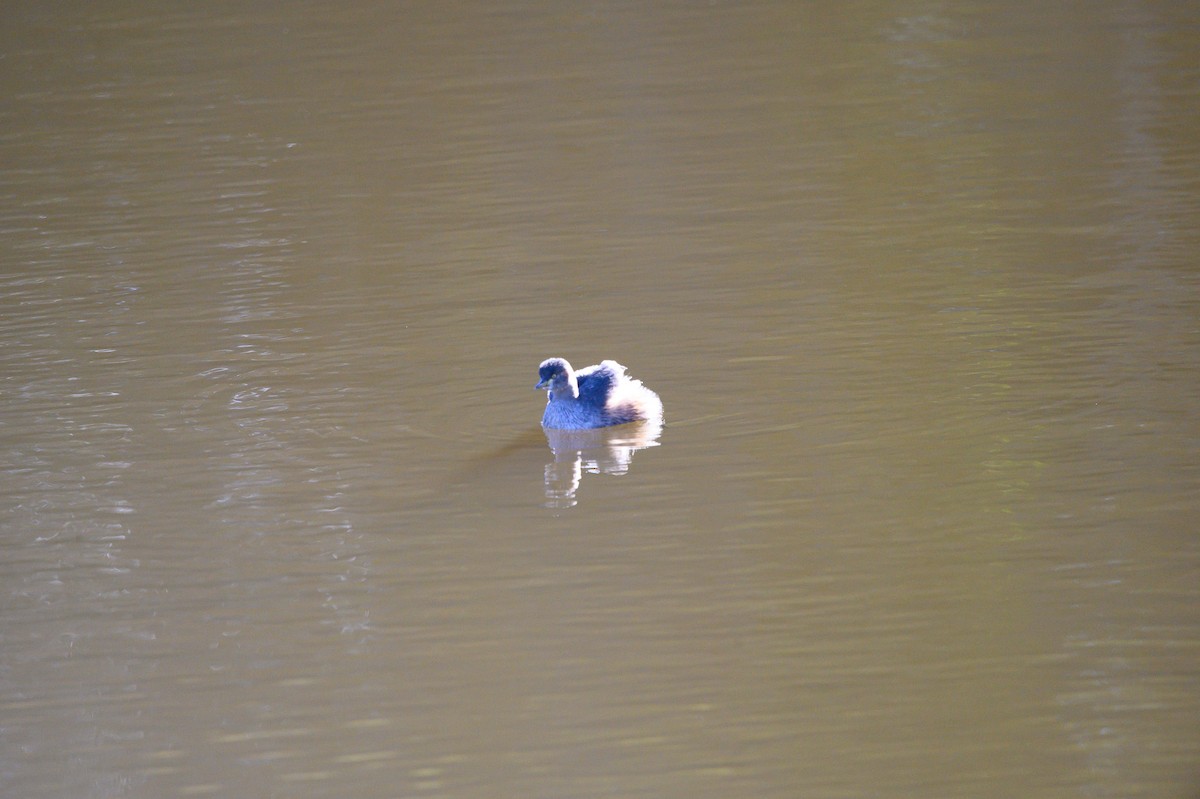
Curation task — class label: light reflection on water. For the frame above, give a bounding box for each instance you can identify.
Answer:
[542,421,663,509]
[1,2,1198,798]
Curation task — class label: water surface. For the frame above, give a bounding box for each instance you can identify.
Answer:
[2,2,1198,798]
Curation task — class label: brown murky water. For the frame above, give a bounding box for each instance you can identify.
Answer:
[2,2,1198,797]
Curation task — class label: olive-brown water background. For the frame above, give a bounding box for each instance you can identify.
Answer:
[3,2,1198,797]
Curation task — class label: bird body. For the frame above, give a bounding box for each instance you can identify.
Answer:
[536,357,662,430]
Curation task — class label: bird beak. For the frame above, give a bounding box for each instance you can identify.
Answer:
[535,379,549,390]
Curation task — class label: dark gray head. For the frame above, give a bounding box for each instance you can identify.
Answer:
[535,357,578,397]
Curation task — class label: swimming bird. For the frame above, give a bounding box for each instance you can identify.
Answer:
[535,357,663,430]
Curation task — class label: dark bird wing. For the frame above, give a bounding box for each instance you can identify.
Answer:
[574,360,626,406]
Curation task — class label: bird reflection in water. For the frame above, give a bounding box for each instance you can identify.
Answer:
[541,418,662,509]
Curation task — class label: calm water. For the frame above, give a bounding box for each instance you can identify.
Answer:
[3,2,1198,797]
